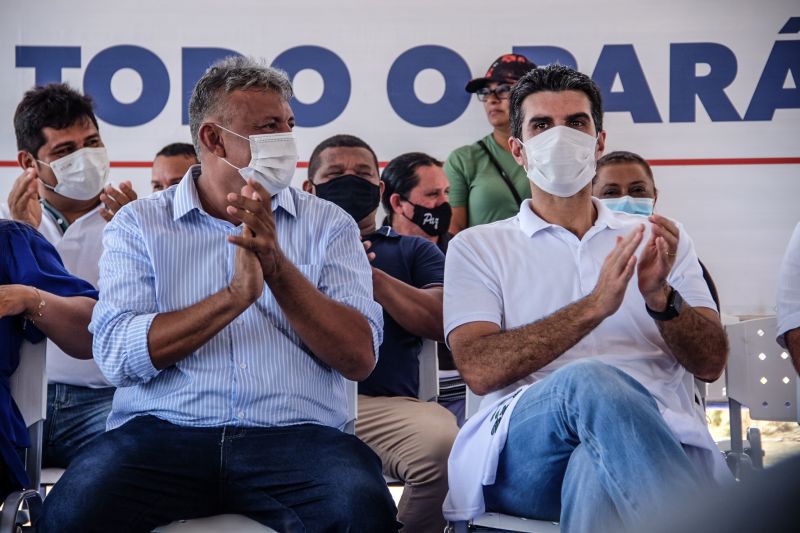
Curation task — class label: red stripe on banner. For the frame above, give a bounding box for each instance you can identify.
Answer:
[647,157,800,166]
[0,157,799,169]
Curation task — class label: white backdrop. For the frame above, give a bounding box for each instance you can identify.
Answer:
[1,0,798,316]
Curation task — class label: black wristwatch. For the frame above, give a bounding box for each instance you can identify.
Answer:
[646,286,683,321]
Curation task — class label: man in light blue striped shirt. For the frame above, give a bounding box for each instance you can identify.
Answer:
[41,56,400,533]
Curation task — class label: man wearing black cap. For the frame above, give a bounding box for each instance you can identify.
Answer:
[444,54,536,233]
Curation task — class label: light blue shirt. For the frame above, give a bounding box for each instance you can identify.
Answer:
[90,166,383,430]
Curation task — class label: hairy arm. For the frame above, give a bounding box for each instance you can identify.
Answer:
[450,296,607,395]
[638,215,728,381]
[654,299,727,381]
[450,227,644,395]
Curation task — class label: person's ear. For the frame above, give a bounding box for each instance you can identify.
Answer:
[379,180,385,198]
[509,137,526,168]
[653,187,659,206]
[302,179,315,194]
[389,192,404,215]
[198,123,226,158]
[17,150,36,170]
[595,130,606,159]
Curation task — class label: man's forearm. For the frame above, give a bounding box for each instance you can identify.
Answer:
[268,261,376,381]
[451,293,607,395]
[785,328,800,375]
[655,305,728,381]
[147,287,251,369]
[372,269,444,341]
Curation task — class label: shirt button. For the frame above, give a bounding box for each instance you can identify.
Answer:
[239,362,247,369]
[237,411,245,419]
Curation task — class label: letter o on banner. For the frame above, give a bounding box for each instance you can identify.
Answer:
[84,45,170,127]
[387,45,471,127]
[272,46,351,127]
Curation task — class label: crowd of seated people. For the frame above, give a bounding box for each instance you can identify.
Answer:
[0,55,797,533]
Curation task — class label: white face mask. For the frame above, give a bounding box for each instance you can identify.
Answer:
[215,125,299,195]
[519,126,598,198]
[38,146,109,201]
[599,195,655,216]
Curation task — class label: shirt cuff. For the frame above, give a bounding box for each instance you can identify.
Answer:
[126,312,160,381]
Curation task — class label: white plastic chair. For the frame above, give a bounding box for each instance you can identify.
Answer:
[417,338,440,403]
[446,388,560,533]
[723,316,798,477]
[382,339,439,489]
[2,340,47,532]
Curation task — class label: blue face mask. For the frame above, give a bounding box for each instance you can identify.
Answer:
[599,195,655,216]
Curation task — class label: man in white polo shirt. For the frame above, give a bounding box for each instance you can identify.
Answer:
[2,83,136,468]
[443,65,730,533]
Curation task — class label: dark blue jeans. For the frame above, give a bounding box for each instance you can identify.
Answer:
[44,383,114,468]
[39,416,399,532]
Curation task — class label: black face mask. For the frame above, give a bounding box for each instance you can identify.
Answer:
[402,200,452,237]
[315,174,381,223]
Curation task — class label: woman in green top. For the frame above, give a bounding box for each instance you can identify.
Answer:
[444,54,536,233]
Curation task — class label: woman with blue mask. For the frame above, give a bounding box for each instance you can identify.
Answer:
[592,150,657,216]
[592,150,720,310]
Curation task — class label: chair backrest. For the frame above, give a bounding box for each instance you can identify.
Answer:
[465,387,482,420]
[417,339,439,402]
[9,340,47,428]
[8,340,47,489]
[725,317,798,422]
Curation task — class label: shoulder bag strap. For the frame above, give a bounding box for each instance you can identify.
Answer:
[476,140,523,206]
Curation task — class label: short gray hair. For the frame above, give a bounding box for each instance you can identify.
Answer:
[188,56,293,157]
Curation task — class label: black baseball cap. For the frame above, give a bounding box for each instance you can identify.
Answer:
[465,54,537,93]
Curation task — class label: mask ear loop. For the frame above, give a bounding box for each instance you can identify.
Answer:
[396,195,418,226]
[33,157,59,191]
[207,123,248,172]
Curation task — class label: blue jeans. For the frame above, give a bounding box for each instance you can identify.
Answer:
[483,360,700,533]
[43,383,114,468]
[39,415,400,533]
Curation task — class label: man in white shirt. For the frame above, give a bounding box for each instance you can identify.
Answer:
[1,83,136,468]
[777,222,800,374]
[443,65,730,533]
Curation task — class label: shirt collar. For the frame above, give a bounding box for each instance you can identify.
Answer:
[173,165,297,221]
[517,197,625,238]
[370,225,401,239]
[517,199,553,238]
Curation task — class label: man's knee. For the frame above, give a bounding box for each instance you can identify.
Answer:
[414,402,459,456]
[320,437,399,530]
[39,424,143,532]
